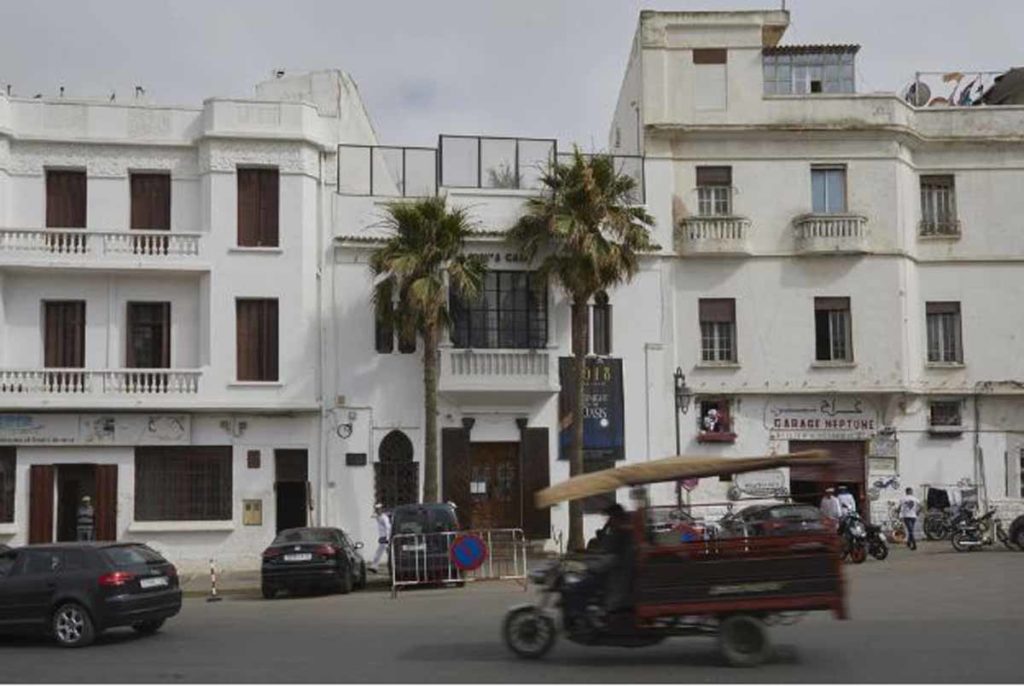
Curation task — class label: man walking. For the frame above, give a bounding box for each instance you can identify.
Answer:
[369,503,391,574]
[899,487,922,550]
[820,487,841,525]
[837,485,858,516]
[76,496,95,541]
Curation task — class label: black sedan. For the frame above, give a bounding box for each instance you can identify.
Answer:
[0,542,182,647]
[261,527,366,599]
[718,503,831,538]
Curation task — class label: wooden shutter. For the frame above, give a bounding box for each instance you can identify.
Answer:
[126,302,170,368]
[46,170,87,228]
[130,173,171,230]
[44,301,86,368]
[237,299,278,381]
[520,427,551,539]
[693,48,727,64]
[696,166,732,186]
[29,465,55,544]
[237,169,260,246]
[258,169,279,247]
[699,298,735,323]
[442,428,471,526]
[788,440,866,483]
[94,465,118,541]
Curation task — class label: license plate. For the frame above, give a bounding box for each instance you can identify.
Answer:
[402,543,426,552]
[139,576,168,589]
[283,553,312,562]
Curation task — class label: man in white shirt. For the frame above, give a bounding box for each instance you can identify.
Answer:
[837,485,858,517]
[820,487,842,525]
[899,487,922,550]
[369,503,391,573]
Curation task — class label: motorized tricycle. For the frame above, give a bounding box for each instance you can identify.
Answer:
[502,451,847,667]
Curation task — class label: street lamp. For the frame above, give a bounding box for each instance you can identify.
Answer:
[673,368,692,508]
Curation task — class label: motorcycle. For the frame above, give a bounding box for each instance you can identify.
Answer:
[837,513,868,564]
[950,509,1012,552]
[923,506,973,541]
[865,522,888,560]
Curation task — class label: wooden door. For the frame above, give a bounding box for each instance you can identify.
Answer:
[520,428,550,539]
[95,465,117,541]
[469,443,520,531]
[442,428,471,524]
[29,465,55,544]
[46,171,86,228]
[44,301,86,368]
[274,450,309,532]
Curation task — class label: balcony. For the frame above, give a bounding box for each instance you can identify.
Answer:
[0,369,201,399]
[438,348,559,397]
[792,214,868,255]
[677,216,751,256]
[0,229,205,270]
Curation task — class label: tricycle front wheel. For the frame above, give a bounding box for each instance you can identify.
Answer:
[718,615,772,668]
[503,607,556,659]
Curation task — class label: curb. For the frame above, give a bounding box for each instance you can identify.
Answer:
[182,576,393,599]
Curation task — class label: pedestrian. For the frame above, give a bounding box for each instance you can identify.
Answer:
[837,485,857,516]
[899,487,922,550]
[820,487,841,527]
[369,503,391,574]
[76,496,95,541]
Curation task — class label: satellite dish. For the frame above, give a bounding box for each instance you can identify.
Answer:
[904,80,931,107]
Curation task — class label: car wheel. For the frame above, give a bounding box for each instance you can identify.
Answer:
[53,602,96,648]
[338,565,353,595]
[719,615,772,668]
[132,619,165,636]
[1014,526,1024,551]
[261,584,277,600]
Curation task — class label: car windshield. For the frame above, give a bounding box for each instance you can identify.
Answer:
[393,507,457,535]
[272,528,334,545]
[103,545,166,567]
[769,506,822,520]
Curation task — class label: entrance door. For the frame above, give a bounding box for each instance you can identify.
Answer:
[789,440,868,520]
[29,466,55,544]
[469,443,520,530]
[275,450,308,533]
[57,465,95,542]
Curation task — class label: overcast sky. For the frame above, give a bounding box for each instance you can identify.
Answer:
[1,0,1021,148]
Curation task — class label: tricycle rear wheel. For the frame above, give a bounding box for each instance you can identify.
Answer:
[503,607,556,659]
[719,615,771,668]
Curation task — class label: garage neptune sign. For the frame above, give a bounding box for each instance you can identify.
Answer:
[558,357,625,462]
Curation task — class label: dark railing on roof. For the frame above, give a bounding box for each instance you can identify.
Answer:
[556,151,645,205]
[438,135,557,191]
[337,144,438,197]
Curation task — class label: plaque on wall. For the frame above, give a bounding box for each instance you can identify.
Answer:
[345,453,368,467]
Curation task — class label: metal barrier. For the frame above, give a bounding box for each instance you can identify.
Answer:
[389,528,528,598]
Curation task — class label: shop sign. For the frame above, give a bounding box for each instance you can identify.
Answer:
[765,395,879,440]
[734,469,789,498]
[558,357,625,461]
[469,251,529,265]
[0,413,190,446]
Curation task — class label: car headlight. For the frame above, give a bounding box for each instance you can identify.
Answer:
[562,572,583,586]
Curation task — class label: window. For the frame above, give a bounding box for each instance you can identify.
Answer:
[0,550,16,578]
[929,401,963,432]
[920,175,958,236]
[926,302,963,364]
[763,50,856,95]
[20,550,62,575]
[236,299,279,381]
[0,448,13,523]
[126,302,170,368]
[814,297,853,362]
[237,168,279,247]
[130,173,171,230]
[571,304,589,356]
[699,298,737,363]
[46,170,87,228]
[697,398,735,442]
[696,166,733,216]
[44,301,85,368]
[592,292,612,356]
[694,48,727,111]
[134,446,232,521]
[450,271,547,349]
[374,283,416,355]
[811,166,847,214]
[1009,448,1024,499]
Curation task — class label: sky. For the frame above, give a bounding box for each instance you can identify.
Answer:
[1,0,1022,148]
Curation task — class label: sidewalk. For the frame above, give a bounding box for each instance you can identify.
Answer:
[178,568,393,597]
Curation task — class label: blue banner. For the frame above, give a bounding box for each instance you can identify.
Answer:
[558,357,625,462]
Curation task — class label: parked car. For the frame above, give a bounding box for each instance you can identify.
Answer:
[0,542,181,648]
[0,543,9,555]
[1009,514,1024,550]
[389,503,461,584]
[261,527,366,599]
[718,503,831,538]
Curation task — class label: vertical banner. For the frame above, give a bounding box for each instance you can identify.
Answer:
[558,357,625,462]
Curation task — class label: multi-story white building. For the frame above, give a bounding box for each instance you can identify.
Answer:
[3,8,1024,568]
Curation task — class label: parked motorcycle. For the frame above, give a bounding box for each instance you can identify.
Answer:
[950,509,1012,552]
[838,513,868,564]
[1009,514,1024,551]
[923,506,973,541]
[865,522,888,560]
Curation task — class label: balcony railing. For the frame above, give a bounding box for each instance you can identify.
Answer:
[0,369,201,396]
[337,145,438,197]
[0,229,202,262]
[438,349,558,394]
[439,135,556,191]
[793,214,868,255]
[678,216,751,255]
[919,219,961,238]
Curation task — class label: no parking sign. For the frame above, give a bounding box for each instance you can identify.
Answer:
[449,533,488,571]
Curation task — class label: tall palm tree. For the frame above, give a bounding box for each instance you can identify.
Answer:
[370,196,488,503]
[510,149,655,551]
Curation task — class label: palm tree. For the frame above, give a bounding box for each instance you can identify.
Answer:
[370,196,488,503]
[510,149,655,551]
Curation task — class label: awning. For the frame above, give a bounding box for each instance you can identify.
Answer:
[534,451,831,508]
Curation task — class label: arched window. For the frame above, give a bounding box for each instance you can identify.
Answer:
[374,430,418,508]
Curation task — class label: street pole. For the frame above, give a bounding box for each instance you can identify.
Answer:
[674,396,683,509]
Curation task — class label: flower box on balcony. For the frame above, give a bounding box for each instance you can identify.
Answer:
[697,431,737,444]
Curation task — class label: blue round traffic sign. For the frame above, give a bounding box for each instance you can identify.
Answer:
[449,533,488,571]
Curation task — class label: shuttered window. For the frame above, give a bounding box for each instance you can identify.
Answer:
[696,166,733,216]
[127,302,171,368]
[46,170,87,228]
[926,302,963,363]
[130,173,171,230]
[814,297,852,362]
[237,168,279,247]
[699,298,736,363]
[920,175,958,235]
[236,299,279,381]
[0,448,14,523]
[134,447,232,521]
[44,301,86,368]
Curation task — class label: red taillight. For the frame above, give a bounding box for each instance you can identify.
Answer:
[167,565,178,577]
[314,544,337,556]
[262,548,282,560]
[98,571,136,587]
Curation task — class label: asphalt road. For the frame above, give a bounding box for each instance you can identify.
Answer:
[1,542,1021,683]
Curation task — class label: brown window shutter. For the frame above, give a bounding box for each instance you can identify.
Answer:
[263,299,279,381]
[46,170,87,228]
[236,300,255,380]
[94,465,118,541]
[259,169,280,247]
[696,166,732,186]
[237,299,278,381]
[29,465,55,544]
[44,301,86,368]
[815,296,850,311]
[130,173,170,230]
[693,48,727,64]
[237,169,259,246]
[699,298,735,323]
[926,301,960,315]
[442,428,471,527]
[520,427,551,539]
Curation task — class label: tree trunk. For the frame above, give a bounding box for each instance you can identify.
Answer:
[422,321,440,503]
[568,299,589,551]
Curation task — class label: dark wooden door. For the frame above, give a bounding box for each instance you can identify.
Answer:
[130,174,171,230]
[789,440,868,518]
[29,465,55,544]
[442,428,471,524]
[46,171,86,228]
[126,302,171,368]
[520,428,550,539]
[275,450,308,533]
[469,443,520,531]
[95,465,117,541]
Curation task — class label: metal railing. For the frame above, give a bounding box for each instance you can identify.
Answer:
[439,135,557,191]
[389,528,528,597]
[919,219,961,237]
[336,144,438,197]
[0,369,201,396]
[903,71,1005,108]
[0,229,201,259]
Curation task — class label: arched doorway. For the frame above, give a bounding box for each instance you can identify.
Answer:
[374,430,419,509]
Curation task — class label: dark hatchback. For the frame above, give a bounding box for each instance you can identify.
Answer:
[718,503,831,538]
[0,542,181,648]
[261,527,366,599]
[390,503,461,583]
